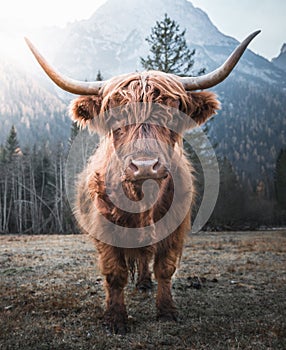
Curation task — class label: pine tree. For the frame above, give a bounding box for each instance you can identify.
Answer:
[141,13,204,76]
[275,149,286,209]
[210,157,246,228]
[0,144,7,163]
[96,70,103,81]
[5,125,20,161]
[69,122,80,147]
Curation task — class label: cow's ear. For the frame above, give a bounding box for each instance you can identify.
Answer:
[185,91,220,128]
[69,95,103,129]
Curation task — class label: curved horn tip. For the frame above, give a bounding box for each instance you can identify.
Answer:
[251,30,261,37]
[179,30,261,91]
[24,37,30,45]
[244,30,261,43]
[24,37,35,51]
[24,37,104,95]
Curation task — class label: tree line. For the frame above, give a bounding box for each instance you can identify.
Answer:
[0,125,78,234]
[184,135,286,230]
[0,123,285,234]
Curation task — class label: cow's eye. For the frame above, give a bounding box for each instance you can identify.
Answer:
[113,127,122,135]
[113,128,124,141]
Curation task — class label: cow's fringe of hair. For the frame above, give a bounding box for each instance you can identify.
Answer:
[101,71,190,114]
[127,257,136,283]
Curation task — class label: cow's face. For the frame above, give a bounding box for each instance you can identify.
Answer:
[111,123,175,182]
[70,72,220,184]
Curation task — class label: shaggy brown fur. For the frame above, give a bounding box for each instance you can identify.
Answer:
[70,71,220,334]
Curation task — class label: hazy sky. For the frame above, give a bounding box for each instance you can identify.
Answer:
[1,0,285,60]
[191,0,286,59]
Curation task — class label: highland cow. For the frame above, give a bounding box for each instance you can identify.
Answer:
[26,30,260,334]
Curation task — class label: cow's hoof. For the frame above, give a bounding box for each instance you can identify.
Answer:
[157,309,178,322]
[103,310,128,335]
[136,278,153,293]
[104,322,128,335]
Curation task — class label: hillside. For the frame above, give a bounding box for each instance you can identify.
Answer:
[272,43,286,72]
[0,58,69,146]
[212,78,286,193]
[52,0,286,88]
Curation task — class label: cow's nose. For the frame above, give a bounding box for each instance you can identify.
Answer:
[128,158,162,179]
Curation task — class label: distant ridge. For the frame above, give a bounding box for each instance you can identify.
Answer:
[272,43,286,72]
[51,0,286,87]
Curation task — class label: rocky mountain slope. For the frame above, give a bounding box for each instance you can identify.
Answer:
[51,0,286,88]
[0,57,69,146]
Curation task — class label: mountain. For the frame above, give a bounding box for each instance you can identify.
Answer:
[210,80,286,192]
[53,0,231,79]
[0,57,69,146]
[272,44,286,72]
[52,0,286,88]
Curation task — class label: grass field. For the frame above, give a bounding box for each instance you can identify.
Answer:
[1,231,286,349]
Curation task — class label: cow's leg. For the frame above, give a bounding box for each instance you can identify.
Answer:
[153,247,178,321]
[153,224,187,321]
[136,248,153,292]
[98,245,128,334]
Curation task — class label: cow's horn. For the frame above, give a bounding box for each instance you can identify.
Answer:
[179,30,261,91]
[25,37,105,95]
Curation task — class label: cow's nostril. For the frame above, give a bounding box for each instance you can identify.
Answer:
[129,161,139,173]
[152,159,160,172]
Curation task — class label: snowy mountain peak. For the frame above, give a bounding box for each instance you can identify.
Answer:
[90,0,228,47]
[53,0,237,80]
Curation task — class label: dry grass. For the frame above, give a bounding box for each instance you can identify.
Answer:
[1,231,286,349]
